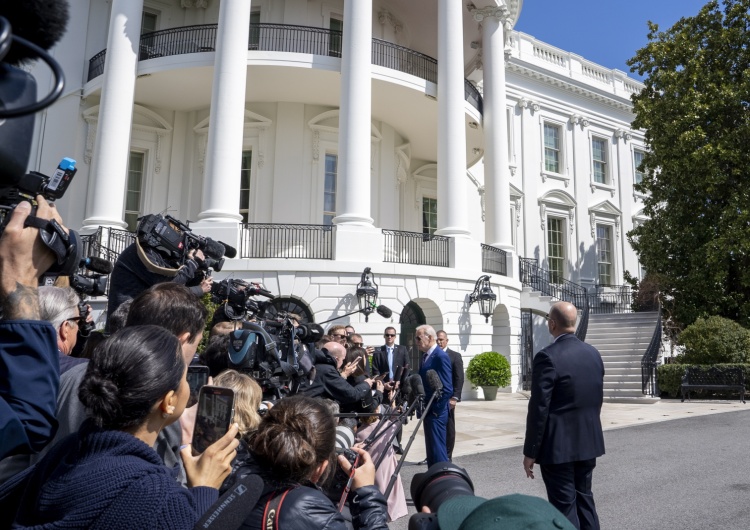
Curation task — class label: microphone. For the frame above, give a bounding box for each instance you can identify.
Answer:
[219,240,237,259]
[426,369,443,399]
[247,285,275,299]
[0,1,70,65]
[400,375,412,402]
[393,366,403,384]
[409,374,425,402]
[80,256,113,275]
[376,305,393,319]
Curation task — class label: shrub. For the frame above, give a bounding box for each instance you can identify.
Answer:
[466,351,511,388]
[677,316,750,364]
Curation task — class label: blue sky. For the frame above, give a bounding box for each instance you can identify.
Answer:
[514,0,711,80]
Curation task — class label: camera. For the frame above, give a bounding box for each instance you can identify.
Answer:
[408,463,475,530]
[210,278,275,321]
[325,447,359,504]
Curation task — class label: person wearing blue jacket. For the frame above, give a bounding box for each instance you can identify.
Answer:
[416,324,453,467]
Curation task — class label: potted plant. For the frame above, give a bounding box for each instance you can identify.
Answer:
[466,351,511,401]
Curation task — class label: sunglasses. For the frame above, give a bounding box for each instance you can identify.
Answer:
[351,342,364,347]
[384,333,396,338]
[332,334,347,340]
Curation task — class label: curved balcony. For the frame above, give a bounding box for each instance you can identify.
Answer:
[87,23,482,115]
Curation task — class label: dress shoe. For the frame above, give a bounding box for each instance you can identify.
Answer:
[416,458,428,465]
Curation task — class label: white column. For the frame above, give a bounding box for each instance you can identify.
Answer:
[197,0,252,223]
[82,0,144,230]
[334,0,373,227]
[436,0,470,237]
[480,10,513,252]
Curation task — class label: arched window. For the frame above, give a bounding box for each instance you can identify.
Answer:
[399,301,426,369]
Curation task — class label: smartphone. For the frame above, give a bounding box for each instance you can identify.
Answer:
[374,373,387,381]
[186,365,209,408]
[192,385,236,454]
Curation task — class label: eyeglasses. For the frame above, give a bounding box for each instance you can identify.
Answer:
[64,317,80,328]
[332,334,347,340]
[384,334,396,338]
[351,342,364,348]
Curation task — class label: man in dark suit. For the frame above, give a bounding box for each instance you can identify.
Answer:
[416,325,453,467]
[436,330,464,460]
[372,326,409,382]
[523,302,605,530]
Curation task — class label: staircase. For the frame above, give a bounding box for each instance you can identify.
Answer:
[585,312,661,402]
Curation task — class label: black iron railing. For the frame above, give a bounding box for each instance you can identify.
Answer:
[518,257,590,340]
[641,307,662,396]
[79,227,136,295]
[86,23,483,114]
[372,38,437,82]
[383,229,449,267]
[240,223,333,259]
[481,244,507,276]
[586,284,634,314]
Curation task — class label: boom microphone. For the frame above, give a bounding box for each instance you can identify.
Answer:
[401,375,412,402]
[0,1,70,65]
[219,241,237,259]
[409,374,425,401]
[80,256,113,275]
[376,305,393,319]
[426,369,443,398]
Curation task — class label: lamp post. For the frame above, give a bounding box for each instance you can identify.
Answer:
[356,267,379,322]
[469,275,497,323]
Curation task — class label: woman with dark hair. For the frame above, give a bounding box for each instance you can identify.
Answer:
[227,395,388,530]
[0,325,239,529]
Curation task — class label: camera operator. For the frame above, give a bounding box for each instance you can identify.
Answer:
[301,342,374,407]
[106,236,210,320]
[0,198,68,459]
[36,286,87,375]
[217,395,388,530]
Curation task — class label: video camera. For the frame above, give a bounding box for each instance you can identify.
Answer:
[210,278,275,321]
[69,256,113,336]
[136,213,237,272]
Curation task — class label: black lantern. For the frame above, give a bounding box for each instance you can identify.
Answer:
[469,275,496,323]
[356,267,379,322]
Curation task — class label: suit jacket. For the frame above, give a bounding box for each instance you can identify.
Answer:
[418,345,453,414]
[523,334,605,465]
[372,344,409,382]
[445,348,464,401]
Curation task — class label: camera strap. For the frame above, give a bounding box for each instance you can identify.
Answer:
[193,473,264,530]
[135,238,180,277]
[262,487,296,530]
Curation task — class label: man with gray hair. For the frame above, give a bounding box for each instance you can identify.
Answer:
[415,324,453,466]
[301,341,374,406]
[37,286,87,375]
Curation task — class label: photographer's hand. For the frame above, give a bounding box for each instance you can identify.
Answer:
[181,423,240,489]
[338,446,376,490]
[0,197,64,319]
[200,276,212,293]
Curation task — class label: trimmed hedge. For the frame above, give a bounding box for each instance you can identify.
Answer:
[466,351,511,388]
[677,316,750,365]
[657,363,750,398]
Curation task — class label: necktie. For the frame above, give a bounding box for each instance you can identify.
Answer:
[422,351,428,367]
[388,347,394,380]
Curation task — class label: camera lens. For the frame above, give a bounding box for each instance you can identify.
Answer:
[410,462,475,513]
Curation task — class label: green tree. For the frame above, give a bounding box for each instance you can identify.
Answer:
[627,0,750,328]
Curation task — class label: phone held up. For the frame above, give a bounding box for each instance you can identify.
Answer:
[191,385,236,454]
[186,365,209,408]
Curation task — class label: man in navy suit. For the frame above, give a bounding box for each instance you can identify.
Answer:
[416,325,453,467]
[372,326,409,382]
[523,302,605,530]
[436,330,464,460]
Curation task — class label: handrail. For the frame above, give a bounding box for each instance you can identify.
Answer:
[383,229,449,267]
[86,23,483,114]
[518,257,590,340]
[240,223,333,260]
[641,305,662,396]
[480,243,507,276]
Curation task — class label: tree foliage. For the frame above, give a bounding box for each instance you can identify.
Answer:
[627,0,750,328]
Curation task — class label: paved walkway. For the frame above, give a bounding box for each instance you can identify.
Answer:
[399,393,747,462]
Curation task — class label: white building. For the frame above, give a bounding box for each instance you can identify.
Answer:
[29,0,647,396]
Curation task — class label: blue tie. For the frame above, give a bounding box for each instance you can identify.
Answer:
[387,347,394,380]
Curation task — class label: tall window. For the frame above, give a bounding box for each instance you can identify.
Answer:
[239,150,252,223]
[597,224,613,285]
[592,137,608,184]
[422,198,437,235]
[125,152,145,232]
[329,17,343,57]
[633,149,646,185]
[323,154,337,225]
[543,123,561,173]
[547,217,565,283]
[249,10,260,50]
[141,11,157,34]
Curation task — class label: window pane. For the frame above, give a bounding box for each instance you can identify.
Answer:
[596,224,613,285]
[324,154,338,224]
[547,217,565,283]
[633,149,645,185]
[592,137,607,184]
[422,197,437,235]
[238,150,252,221]
[125,152,145,225]
[544,123,560,173]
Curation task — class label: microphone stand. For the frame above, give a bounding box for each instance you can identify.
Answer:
[383,390,438,499]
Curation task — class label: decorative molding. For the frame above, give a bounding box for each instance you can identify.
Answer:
[477,185,486,221]
[395,143,411,191]
[538,189,577,233]
[519,98,539,112]
[570,114,589,127]
[312,130,320,161]
[515,197,522,226]
[589,200,622,238]
[615,128,632,142]
[181,0,209,8]
[378,9,402,34]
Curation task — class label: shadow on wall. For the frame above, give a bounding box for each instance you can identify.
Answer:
[457,294,472,351]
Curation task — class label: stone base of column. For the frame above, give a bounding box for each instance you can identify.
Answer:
[334,224,383,263]
[187,220,242,258]
[81,216,128,233]
[450,236,481,271]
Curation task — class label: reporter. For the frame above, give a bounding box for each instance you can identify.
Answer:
[301,342,373,406]
[213,369,263,435]
[0,197,65,459]
[37,286,87,374]
[225,395,388,529]
[0,326,238,528]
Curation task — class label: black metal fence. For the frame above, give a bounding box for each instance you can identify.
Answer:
[79,227,136,295]
[481,244,507,276]
[641,308,662,396]
[240,223,333,260]
[586,285,634,314]
[383,229,449,267]
[85,23,483,113]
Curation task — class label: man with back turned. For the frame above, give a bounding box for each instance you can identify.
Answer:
[523,301,605,530]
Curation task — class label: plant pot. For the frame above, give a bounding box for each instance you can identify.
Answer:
[481,386,499,401]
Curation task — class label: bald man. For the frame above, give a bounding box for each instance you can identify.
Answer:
[523,302,605,530]
[301,341,373,406]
